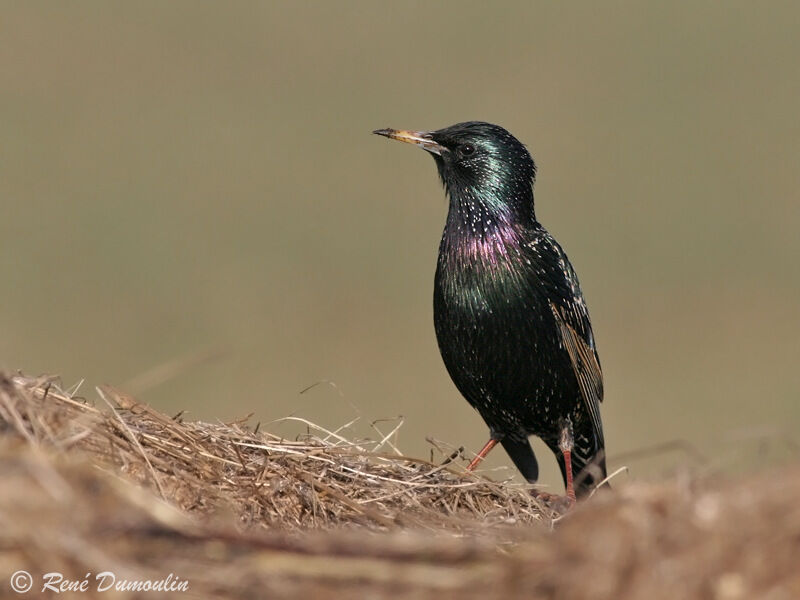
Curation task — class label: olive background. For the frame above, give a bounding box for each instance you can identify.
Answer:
[2,2,798,492]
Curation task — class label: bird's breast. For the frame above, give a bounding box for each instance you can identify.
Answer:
[435,229,531,317]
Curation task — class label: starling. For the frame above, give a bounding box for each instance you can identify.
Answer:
[374,122,607,500]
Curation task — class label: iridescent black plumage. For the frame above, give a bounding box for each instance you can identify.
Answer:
[375,122,607,498]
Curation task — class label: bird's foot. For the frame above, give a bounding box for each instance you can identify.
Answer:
[530,489,576,513]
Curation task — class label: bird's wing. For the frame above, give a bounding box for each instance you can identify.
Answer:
[533,233,604,445]
[549,301,604,445]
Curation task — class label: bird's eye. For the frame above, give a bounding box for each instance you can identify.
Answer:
[461,143,475,156]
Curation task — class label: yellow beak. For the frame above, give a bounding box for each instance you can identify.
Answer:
[373,128,445,156]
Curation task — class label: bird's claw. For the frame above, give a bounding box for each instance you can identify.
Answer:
[531,489,576,513]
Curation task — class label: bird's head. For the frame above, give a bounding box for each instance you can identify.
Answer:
[374,121,537,225]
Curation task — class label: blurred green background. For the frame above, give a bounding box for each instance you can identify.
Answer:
[2,2,798,492]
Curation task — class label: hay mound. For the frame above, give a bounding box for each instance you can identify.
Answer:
[1,373,551,533]
[1,372,799,599]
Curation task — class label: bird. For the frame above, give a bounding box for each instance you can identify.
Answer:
[373,122,607,501]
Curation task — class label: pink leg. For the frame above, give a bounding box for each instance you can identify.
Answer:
[467,439,499,471]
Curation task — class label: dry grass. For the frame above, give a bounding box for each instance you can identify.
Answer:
[2,373,554,533]
[1,372,799,599]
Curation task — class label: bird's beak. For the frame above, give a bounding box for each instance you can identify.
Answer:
[372,128,445,156]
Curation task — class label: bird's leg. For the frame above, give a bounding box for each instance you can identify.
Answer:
[466,438,499,471]
[558,417,576,505]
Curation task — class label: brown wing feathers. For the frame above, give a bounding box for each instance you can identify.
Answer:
[549,301,605,445]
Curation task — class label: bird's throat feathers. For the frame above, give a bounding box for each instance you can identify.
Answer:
[438,220,531,324]
[440,182,536,273]
[443,205,521,267]
[437,209,530,314]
